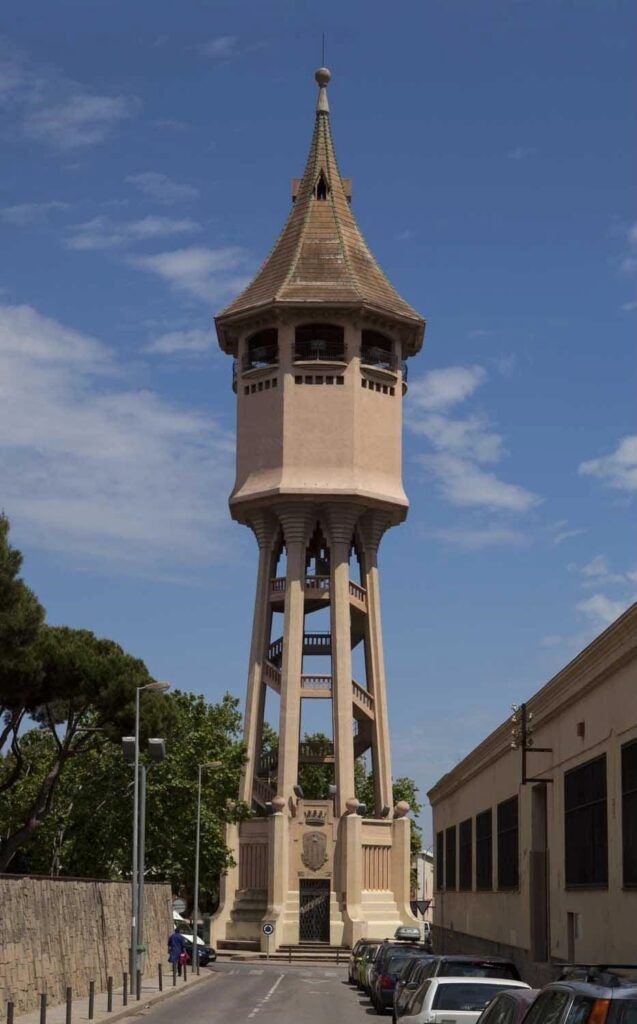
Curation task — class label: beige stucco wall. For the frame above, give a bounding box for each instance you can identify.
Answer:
[0,875,172,1015]
[429,606,637,969]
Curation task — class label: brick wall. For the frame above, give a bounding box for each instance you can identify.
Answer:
[0,875,173,1014]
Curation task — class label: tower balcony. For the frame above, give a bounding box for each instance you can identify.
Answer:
[293,337,346,366]
[268,576,367,614]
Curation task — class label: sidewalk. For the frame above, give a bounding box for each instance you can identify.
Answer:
[10,966,216,1024]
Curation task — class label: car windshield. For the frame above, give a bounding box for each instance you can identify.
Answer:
[364,946,380,961]
[387,953,416,975]
[433,984,521,1011]
[439,962,519,980]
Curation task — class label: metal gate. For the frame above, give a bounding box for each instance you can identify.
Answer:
[299,879,330,942]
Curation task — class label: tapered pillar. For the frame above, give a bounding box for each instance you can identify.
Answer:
[358,511,394,813]
[276,503,316,804]
[239,512,278,805]
[325,505,361,816]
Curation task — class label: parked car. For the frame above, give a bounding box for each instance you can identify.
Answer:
[475,988,540,1024]
[410,956,522,982]
[394,957,437,1021]
[521,968,637,1024]
[370,945,434,1014]
[181,937,216,967]
[400,977,530,1024]
[360,943,383,992]
[349,938,374,984]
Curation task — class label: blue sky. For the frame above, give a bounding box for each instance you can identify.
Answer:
[1,1,635,841]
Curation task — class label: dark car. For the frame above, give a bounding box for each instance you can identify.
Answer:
[349,938,374,984]
[476,987,541,1024]
[522,968,637,1024]
[369,942,433,1014]
[182,939,216,967]
[393,956,437,1021]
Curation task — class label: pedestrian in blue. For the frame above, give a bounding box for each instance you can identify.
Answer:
[168,927,187,976]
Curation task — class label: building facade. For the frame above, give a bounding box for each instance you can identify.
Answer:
[411,849,434,924]
[428,604,637,984]
[210,68,425,950]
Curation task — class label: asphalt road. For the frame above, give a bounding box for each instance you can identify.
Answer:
[117,961,375,1023]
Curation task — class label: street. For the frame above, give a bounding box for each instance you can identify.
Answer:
[118,961,369,1023]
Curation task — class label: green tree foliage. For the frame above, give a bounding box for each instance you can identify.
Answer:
[0,691,248,907]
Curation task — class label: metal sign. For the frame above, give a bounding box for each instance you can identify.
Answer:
[172,898,187,914]
[410,899,431,918]
[262,923,274,936]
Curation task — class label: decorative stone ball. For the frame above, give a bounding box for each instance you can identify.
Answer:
[345,797,360,814]
[271,795,286,813]
[315,67,332,87]
[394,800,411,818]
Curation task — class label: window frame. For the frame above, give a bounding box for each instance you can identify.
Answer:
[497,795,519,891]
[621,739,637,888]
[564,753,608,889]
[459,817,473,891]
[445,825,457,891]
[436,830,444,891]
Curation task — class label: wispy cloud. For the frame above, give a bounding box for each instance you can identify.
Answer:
[507,146,537,160]
[0,37,140,149]
[621,300,637,312]
[576,593,632,629]
[200,35,240,59]
[579,435,637,492]
[143,328,212,355]
[408,364,540,514]
[424,526,527,550]
[0,304,234,573]
[125,171,199,205]
[66,215,200,251]
[0,200,70,226]
[571,554,632,588]
[552,522,587,546]
[129,245,250,303]
[619,222,637,275]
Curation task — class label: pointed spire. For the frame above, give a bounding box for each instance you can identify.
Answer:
[216,68,425,355]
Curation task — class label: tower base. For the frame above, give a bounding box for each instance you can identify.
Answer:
[210,801,417,950]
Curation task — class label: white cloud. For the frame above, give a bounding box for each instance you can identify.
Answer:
[580,554,609,578]
[0,200,70,225]
[129,245,250,303]
[507,146,537,160]
[619,222,637,275]
[552,526,586,546]
[576,593,632,629]
[125,171,199,205]
[579,435,637,492]
[621,301,637,312]
[409,411,505,463]
[0,38,140,149]
[424,526,527,549]
[143,328,212,355]
[66,215,200,251]
[418,453,540,512]
[0,304,234,572]
[409,365,487,412]
[201,36,239,59]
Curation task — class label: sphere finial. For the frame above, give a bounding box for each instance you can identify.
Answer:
[315,67,331,87]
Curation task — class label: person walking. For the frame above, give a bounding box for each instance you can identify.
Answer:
[168,927,187,976]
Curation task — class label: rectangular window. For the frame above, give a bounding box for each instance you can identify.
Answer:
[622,740,637,886]
[436,830,444,891]
[445,826,457,891]
[565,754,608,887]
[476,809,492,890]
[459,818,472,890]
[497,795,519,890]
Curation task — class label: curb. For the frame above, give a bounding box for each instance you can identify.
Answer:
[95,969,216,1023]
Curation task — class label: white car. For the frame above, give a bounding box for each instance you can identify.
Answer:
[401,976,530,1024]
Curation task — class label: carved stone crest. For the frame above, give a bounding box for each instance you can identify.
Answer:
[301,831,328,872]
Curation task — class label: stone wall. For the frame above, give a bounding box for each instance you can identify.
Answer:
[0,874,173,1015]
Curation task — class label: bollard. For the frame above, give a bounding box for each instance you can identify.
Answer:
[288,946,291,964]
[39,993,47,1024]
[183,960,187,982]
[172,962,177,987]
[88,980,95,1020]
[136,969,141,1001]
[158,963,163,992]
[7,1001,15,1024]
[65,987,72,1024]
[107,976,113,1012]
[128,946,133,980]
[336,947,340,965]
[122,973,128,1007]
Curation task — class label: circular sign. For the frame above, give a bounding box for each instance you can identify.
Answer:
[262,923,274,936]
[172,898,187,914]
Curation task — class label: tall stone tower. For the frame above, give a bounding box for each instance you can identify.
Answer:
[211,68,425,950]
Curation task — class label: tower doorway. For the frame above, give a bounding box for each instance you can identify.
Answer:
[299,879,330,942]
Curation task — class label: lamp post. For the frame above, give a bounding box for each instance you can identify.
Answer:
[129,681,170,996]
[192,760,222,975]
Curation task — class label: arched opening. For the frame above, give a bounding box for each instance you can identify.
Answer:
[360,329,395,371]
[315,171,329,201]
[294,323,345,363]
[243,327,278,372]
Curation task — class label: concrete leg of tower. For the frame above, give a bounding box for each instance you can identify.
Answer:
[392,813,419,926]
[208,821,239,946]
[339,809,366,947]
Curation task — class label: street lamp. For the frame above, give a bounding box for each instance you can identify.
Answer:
[192,760,222,975]
[129,681,170,998]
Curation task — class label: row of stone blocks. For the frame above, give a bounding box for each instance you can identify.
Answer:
[0,875,173,1015]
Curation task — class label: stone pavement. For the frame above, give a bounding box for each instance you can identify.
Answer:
[8,966,215,1024]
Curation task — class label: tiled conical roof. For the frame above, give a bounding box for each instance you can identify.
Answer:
[216,68,425,354]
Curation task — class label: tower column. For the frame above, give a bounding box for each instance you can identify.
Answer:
[358,510,394,813]
[325,505,361,817]
[276,503,316,804]
[239,512,278,805]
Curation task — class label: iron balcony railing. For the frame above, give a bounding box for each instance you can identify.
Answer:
[242,344,279,372]
[360,346,396,372]
[293,338,346,362]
